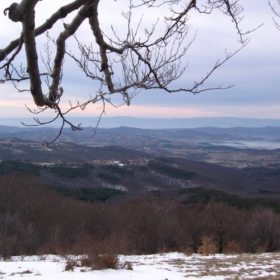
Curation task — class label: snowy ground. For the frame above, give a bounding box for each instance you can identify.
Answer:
[1,252,280,280]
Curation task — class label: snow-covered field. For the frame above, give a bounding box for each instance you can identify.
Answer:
[1,252,280,280]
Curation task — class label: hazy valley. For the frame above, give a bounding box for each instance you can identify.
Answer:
[1,124,280,262]
[0,125,280,201]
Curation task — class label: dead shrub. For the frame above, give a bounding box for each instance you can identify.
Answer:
[64,259,79,271]
[124,262,133,270]
[80,255,93,267]
[224,241,242,254]
[93,254,119,270]
[19,270,32,274]
[79,253,119,270]
[197,236,218,255]
[184,247,195,255]
[119,261,133,270]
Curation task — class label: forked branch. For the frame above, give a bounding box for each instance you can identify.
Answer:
[0,0,259,142]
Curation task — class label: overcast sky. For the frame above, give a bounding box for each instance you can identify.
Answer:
[0,0,280,122]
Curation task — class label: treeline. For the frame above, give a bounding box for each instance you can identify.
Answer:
[181,188,280,212]
[1,173,280,258]
[0,160,90,178]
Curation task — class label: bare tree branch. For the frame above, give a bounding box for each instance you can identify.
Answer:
[269,0,280,30]
[49,4,93,102]
[0,0,260,141]
[0,0,92,62]
[21,0,47,107]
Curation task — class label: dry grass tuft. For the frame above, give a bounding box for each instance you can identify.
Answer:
[197,236,218,255]
[64,253,126,271]
[224,241,242,254]
[92,254,119,270]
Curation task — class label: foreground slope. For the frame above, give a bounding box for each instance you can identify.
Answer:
[1,253,280,280]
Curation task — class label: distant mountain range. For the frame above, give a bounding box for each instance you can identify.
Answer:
[0,125,280,143]
[0,124,280,146]
[0,124,280,156]
[1,116,280,129]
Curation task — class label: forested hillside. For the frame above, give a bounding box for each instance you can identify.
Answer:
[1,173,280,258]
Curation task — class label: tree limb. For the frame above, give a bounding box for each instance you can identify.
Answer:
[0,0,92,62]
[49,4,93,101]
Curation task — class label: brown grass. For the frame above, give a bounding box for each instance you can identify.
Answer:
[92,254,119,270]
[224,241,242,254]
[197,236,218,255]
[64,253,121,271]
[154,253,280,280]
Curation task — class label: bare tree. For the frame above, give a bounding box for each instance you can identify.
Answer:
[248,208,280,252]
[269,0,280,29]
[206,202,236,253]
[0,0,256,141]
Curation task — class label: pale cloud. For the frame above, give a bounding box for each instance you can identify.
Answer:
[0,97,279,120]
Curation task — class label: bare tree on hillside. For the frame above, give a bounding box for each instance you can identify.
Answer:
[0,0,256,141]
